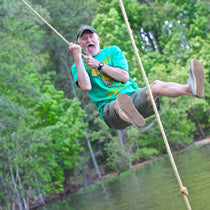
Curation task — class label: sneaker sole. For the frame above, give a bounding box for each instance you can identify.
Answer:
[117,93,145,127]
[190,59,205,97]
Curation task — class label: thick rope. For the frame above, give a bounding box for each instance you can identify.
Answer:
[118,0,191,209]
[21,0,85,56]
[22,0,70,45]
[22,0,191,208]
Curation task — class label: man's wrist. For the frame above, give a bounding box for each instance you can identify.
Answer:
[98,62,104,73]
[74,54,83,62]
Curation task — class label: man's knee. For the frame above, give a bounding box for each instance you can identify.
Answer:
[149,80,163,95]
[145,80,164,103]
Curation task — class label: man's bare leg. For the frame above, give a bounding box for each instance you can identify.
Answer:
[147,59,205,103]
[146,81,192,104]
[113,59,204,127]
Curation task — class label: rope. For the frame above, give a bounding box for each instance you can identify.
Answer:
[21,0,70,45]
[21,0,85,56]
[22,0,191,208]
[118,0,191,209]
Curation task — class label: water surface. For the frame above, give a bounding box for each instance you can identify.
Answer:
[41,144,210,210]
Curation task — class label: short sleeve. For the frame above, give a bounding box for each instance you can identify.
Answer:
[71,63,78,83]
[109,46,128,71]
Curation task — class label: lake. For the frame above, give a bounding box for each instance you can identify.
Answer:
[40,143,210,210]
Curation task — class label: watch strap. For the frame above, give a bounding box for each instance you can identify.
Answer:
[98,62,104,72]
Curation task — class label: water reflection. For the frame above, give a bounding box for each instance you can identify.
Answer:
[41,144,210,210]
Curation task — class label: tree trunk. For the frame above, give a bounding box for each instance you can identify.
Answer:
[150,31,162,53]
[62,58,102,181]
[10,167,22,210]
[196,118,205,138]
[82,157,90,187]
[85,133,102,180]
[16,166,29,210]
[117,130,129,171]
[146,31,157,51]
[118,130,124,149]
[35,176,46,206]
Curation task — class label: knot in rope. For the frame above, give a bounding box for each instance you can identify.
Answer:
[118,0,192,209]
[180,186,188,196]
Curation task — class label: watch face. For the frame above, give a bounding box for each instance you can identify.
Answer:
[98,62,104,71]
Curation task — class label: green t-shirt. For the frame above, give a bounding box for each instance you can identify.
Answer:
[71,45,140,121]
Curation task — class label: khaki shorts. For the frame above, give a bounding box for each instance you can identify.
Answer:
[102,87,160,129]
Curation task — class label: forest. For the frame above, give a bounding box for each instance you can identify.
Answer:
[0,0,209,209]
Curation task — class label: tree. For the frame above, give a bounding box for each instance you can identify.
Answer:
[0,2,87,207]
[91,0,209,160]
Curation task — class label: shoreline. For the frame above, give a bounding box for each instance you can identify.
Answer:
[32,138,210,209]
[102,138,210,179]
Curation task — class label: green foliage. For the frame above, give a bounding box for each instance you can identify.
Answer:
[0,0,209,207]
[188,2,209,38]
[32,0,98,97]
[132,148,160,162]
[91,0,209,173]
[0,1,88,207]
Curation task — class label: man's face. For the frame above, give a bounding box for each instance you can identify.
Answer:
[78,31,100,56]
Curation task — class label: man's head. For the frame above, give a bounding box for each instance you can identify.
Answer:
[77,25,100,56]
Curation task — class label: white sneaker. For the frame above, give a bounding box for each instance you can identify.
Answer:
[188,59,205,97]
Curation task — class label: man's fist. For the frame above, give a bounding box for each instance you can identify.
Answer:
[69,43,82,58]
[83,55,99,69]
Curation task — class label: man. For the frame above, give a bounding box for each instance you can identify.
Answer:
[69,25,205,130]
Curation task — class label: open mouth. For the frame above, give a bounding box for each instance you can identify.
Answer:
[87,43,95,51]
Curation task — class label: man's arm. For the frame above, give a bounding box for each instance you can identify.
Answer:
[83,55,129,83]
[99,65,129,83]
[69,43,91,92]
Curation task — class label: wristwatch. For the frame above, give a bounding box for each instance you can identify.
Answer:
[98,62,104,73]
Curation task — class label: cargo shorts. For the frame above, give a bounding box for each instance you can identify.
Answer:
[102,87,160,130]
